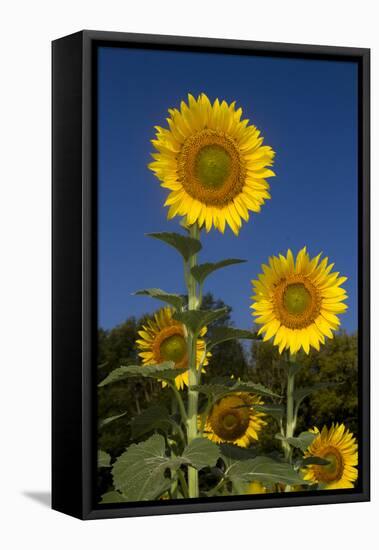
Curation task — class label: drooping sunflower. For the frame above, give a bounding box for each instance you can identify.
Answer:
[203,393,266,447]
[148,93,275,235]
[251,247,348,354]
[136,307,209,390]
[302,424,358,489]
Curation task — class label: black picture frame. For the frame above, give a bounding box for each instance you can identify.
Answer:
[52,30,370,520]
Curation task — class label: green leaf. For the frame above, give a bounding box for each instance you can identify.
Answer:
[98,450,111,468]
[98,362,186,387]
[301,456,330,467]
[99,412,127,429]
[224,456,309,486]
[100,491,128,504]
[275,431,316,452]
[191,259,246,285]
[193,381,281,401]
[182,438,221,470]
[147,232,201,261]
[208,327,257,350]
[134,288,184,310]
[130,404,173,439]
[254,404,285,422]
[173,308,228,335]
[112,434,174,501]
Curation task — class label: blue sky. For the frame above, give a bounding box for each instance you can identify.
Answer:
[97,46,358,333]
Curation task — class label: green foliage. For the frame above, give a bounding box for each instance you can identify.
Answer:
[191,259,246,285]
[98,450,112,468]
[275,431,316,452]
[222,455,308,486]
[98,362,184,387]
[99,412,127,429]
[147,232,201,261]
[182,438,220,470]
[134,288,184,310]
[112,435,173,501]
[173,308,228,335]
[207,326,256,350]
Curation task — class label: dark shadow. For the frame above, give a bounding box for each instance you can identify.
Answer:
[23,491,51,508]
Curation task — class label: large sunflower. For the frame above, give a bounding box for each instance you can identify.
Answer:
[302,424,358,489]
[203,393,266,447]
[251,247,348,354]
[136,307,209,390]
[148,93,275,235]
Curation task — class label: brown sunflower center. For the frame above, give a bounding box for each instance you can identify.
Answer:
[209,395,250,441]
[273,275,321,329]
[178,129,245,206]
[314,446,344,483]
[152,325,188,369]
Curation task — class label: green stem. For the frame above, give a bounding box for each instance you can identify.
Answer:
[177,468,189,499]
[168,381,188,423]
[284,353,297,492]
[186,223,201,498]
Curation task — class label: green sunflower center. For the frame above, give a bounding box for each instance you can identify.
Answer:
[160,334,187,363]
[222,413,238,430]
[210,395,251,441]
[314,447,344,483]
[195,145,232,189]
[283,283,312,315]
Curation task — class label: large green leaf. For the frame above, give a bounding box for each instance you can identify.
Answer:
[134,288,184,310]
[99,412,127,429]
[100,491,128,504]
[275,431,317,452]
[98,362,186,387]
[98,450,111,468]
[301,456,330,467]
[223,455,308,486]
[193,381,281,401]
[191,259,246,285]
[182,438,220,470]
[147,232,201,261]
[254,404,285,423]
[207,327,257,350]
[173,308,228,335]
[130,404,173,439]
[112,434,175,501]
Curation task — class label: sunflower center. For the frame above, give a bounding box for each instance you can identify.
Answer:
[283,283,312,315]
[178,129,245,206]
[195,145,232,189]
[210,395,250,441]
[160,334,187,363]
[314,447,344,483]
[273,275,321,329]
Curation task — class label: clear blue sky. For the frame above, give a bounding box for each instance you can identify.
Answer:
[97,46,358,333]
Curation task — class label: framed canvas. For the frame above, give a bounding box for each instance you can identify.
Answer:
[52,30,370,520]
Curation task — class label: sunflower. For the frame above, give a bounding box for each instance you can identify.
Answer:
[251,247,348,354]
[148,93,275,235]
[203,393,266,447]
[302,424,358,489]
[136,307,209,390]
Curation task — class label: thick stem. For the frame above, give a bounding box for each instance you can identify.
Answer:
[186,223,201,498]
[284,353,297,492]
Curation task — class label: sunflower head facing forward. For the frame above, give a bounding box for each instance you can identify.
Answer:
[302,424,358,489]
[136,307,209,390]
[203,393,266,447]
[149,93,275,235]
[251,247,348,355]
